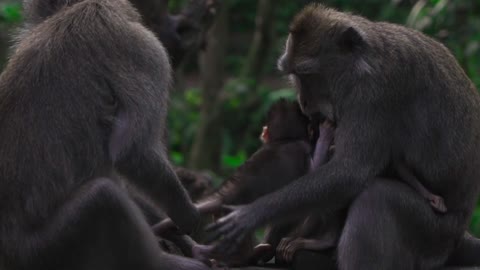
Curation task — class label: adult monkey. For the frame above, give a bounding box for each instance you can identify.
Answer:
[0,0,210,270]
[206,4,480,269]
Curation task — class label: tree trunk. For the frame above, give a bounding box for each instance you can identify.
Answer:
[188,2,229,171]
[241,0,275,83]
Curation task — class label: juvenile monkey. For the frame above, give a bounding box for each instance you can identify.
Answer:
[249,119,336,265]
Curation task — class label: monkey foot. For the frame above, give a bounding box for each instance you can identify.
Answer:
[276,238,305,263]
[430,195,447,213]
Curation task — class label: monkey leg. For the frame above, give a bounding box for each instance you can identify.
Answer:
[129,187,167,225]
[8,178,210,270]
[338,179,459,270]
[446,232,480,267]
[250,221,300,264]
[128,187,203,258]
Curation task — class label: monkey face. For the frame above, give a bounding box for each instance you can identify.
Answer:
[292,73,334,122]
[278,6,368,123]
[278,32,337,122]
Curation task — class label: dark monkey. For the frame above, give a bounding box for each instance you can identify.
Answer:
[0,0,209,269]
[250,119,336,265]
[206,4,480,270]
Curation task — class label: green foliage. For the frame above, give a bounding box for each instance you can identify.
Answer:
[0,2,22,23]
[168,87,203,166]
[168,0,187,12]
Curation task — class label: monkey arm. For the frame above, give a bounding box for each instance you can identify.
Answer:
[205,115,389,255]
[117,146,199,234]
[100,22,200,234]
[152,155,264,235]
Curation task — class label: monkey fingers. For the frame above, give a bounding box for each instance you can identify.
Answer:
[277,237,305,263]
[205,214,252,257]
[205,208,246,241]
[152,218,179,236]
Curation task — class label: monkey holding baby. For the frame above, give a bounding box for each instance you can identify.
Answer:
[205,4,480,270]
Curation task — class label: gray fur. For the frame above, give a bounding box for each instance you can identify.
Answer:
[0,1,206,269]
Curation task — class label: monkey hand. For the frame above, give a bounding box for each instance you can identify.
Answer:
[192,244,215,267]
[205,205,255,257]
[276,237,305,263]
[249,243,274,265]
[152,218,179,236]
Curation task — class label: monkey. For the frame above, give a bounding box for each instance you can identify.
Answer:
[248,119,337,266]
[0,1,212,269]
[205,4,480,270]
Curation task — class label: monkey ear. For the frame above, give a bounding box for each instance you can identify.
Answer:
[338,27,365,51]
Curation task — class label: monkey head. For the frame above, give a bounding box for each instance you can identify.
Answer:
[23,0,140,25]
[262,99,310,143]
[278,4,371,124]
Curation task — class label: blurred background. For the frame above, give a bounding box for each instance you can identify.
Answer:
[0,0,478,234]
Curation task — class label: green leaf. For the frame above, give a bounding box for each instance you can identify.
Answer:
[1,4,22,23]
[170,151,185,166]
[222,151,247,169]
